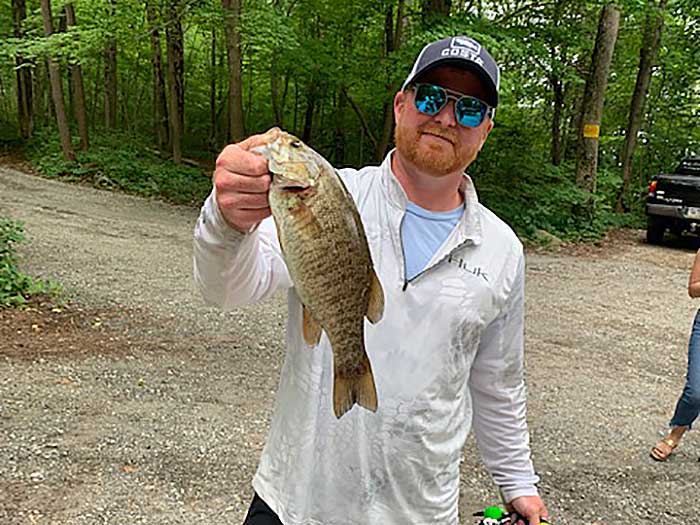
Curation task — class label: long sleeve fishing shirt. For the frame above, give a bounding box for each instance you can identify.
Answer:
[193,152,540,525]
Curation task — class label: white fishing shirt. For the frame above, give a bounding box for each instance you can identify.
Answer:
[193,151,540,525]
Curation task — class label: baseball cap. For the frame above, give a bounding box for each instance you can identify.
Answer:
[401,36,500,108]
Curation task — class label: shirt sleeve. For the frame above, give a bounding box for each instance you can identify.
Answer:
[192,188,292,309]
[467,253,540,503]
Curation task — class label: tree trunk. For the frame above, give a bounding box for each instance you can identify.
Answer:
[376,0,405,161]
[343,85,379,154]
[209,26,217,147]
[302,83,316,143]
[334,89,346,165]
[548,0,565,166]
[292,77,298,133]
[90,57,100,127]
[561,82,580,162]
[146,0,169,151]
[222,0,245,142]
[615,0,667,212]
[421,0,451,23]
[550,75,564,165]
[64,2,89,150]
[54,5,75,116]
[165,0,184,163]
[574,3,620,209]
[213,46,226,143]
[104,0,118,129]
[40,0,75,162]
[12,0,33,139]
[56,8,73,124]
[127,50,144,133]
[45,59,55,122]
[271,57,283,126]
[246,61,254,127]
[32,60,47,126]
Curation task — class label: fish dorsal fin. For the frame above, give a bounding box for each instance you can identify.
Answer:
[302,305,322,346]
[366,268,384,324]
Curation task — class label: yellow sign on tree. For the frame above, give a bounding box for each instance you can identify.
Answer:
[583,123,600,138]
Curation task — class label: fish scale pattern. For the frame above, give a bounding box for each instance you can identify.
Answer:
[269,143,376,394]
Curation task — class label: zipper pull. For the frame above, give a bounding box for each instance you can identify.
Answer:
[402,280,408,292]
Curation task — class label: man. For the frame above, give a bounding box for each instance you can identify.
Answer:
[193,35,549,525]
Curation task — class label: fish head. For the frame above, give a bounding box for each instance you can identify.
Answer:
[256,128,323,193]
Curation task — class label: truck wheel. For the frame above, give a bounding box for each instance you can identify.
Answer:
[646,216,667,245]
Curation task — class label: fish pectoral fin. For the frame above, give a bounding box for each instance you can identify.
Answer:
[302,305,322,346]
[333,354,378,418]
[365,268,384,324]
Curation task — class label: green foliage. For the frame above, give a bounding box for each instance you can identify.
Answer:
[26,129,213,206]
[1,0,699,242]
[0,218,61,308]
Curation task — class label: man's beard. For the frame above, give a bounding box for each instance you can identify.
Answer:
[395,121,479,176]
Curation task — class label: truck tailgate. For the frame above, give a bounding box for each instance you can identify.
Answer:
[655,175,700,207]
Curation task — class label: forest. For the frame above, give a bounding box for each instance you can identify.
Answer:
[1,0,699,240]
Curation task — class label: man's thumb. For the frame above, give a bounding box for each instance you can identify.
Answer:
[237,127,281,151]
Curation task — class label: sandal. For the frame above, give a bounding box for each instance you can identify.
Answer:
[650,437,679,461]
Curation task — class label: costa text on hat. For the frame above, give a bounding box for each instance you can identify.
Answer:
[401,36,500,108]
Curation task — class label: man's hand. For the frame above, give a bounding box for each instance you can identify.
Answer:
[507,495,549,525]
[214,132,273,233]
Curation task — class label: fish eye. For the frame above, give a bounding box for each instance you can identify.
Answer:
[290,140,302,148]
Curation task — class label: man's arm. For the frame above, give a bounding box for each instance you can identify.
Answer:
[193,192,291,309]
[192,132,292,309]
[468,254,541,502]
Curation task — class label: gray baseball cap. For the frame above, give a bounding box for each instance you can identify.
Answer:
[401,36,500,107]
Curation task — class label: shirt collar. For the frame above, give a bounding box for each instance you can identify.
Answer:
[380,150,483,245]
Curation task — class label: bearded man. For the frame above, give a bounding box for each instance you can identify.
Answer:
[193,35,549,525]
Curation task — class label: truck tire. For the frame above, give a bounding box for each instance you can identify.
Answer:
[646,216,667,245]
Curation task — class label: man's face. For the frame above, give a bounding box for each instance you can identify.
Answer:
[393,65,494,177]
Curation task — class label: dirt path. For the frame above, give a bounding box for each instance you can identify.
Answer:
[1,166,699,524]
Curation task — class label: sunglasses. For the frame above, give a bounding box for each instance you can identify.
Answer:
[411,83,493,128]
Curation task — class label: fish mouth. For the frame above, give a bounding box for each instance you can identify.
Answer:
[280,185,309,193]
[270,171,312,193]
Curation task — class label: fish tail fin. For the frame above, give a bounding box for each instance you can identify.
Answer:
[333,353,378,419]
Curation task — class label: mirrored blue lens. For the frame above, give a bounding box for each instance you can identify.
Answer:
[414,84,447,115]
[455,97,487,127]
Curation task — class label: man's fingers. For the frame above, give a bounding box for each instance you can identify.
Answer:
[220,192,270,211]
[212,129,281,232]
[215,170,271,194]
[526,512,548,525]
[216,144,269,177]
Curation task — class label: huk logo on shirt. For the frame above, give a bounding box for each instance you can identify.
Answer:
[447,254,489,282]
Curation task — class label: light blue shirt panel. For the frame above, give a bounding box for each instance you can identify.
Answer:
[401,201,464,281]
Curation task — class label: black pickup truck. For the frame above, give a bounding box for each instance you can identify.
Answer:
[646,156,700,244]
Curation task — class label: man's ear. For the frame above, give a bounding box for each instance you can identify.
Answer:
[478,119,494,151]
[393,90,406,124]
[481,118,494,141]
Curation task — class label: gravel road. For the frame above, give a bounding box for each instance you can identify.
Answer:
[1,165,699,524]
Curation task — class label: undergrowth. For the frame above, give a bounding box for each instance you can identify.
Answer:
[0,218,62,308]
[25,128,213,207]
